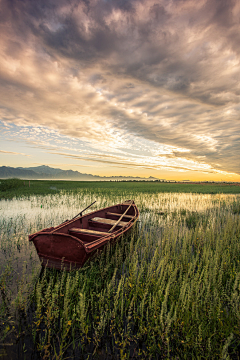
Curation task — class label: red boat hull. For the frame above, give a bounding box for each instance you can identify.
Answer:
[29,200,139,270]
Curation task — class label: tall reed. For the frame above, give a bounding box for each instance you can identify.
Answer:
[0,192,240,359]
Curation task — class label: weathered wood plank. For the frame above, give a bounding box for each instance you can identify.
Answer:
[90,217,128,227]
[69,228,109,236]
[109,201,133,233]
[106,212,134,219]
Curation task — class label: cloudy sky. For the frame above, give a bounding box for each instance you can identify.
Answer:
[0,0,240,181]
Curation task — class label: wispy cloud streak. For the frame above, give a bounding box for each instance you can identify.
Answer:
[0,150,30,157]
[0,0,239,177]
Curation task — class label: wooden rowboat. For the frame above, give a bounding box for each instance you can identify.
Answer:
[29,200,139,270]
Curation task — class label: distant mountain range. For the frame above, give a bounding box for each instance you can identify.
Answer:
[0,166,158,181]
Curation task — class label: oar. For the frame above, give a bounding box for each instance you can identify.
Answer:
[108,200,133,233]
[71,200,97,220]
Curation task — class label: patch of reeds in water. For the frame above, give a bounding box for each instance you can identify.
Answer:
[0,192,240,359]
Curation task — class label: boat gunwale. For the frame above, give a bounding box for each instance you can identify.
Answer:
[50,200,137,234]
[29,201,139,254]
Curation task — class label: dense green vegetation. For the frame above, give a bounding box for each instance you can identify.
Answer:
[0,190,240,358]
[0,178,240,199]
[0,178,23,192]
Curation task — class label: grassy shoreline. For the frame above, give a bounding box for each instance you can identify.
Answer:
[0,178,240,200]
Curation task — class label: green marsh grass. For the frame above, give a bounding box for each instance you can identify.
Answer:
[0,191,240,359]
[1,179,240,200]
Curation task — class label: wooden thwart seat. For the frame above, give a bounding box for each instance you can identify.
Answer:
[90,217,128,227]
[106,212,134,219]
[69,228,109,236]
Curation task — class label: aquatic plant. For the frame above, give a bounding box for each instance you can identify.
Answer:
[0,191,240,359]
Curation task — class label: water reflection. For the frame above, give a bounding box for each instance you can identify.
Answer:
[0,191,239,358]
[1,192,238,277]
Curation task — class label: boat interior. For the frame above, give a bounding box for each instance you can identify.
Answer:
[63,202,136,244]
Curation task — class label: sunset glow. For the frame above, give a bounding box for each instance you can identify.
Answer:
[0,0,240,181]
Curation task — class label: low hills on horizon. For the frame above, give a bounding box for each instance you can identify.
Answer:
[0,165,159,181]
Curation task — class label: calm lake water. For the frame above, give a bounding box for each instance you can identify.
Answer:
[1,192,239,276]
[0,192,239,359]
